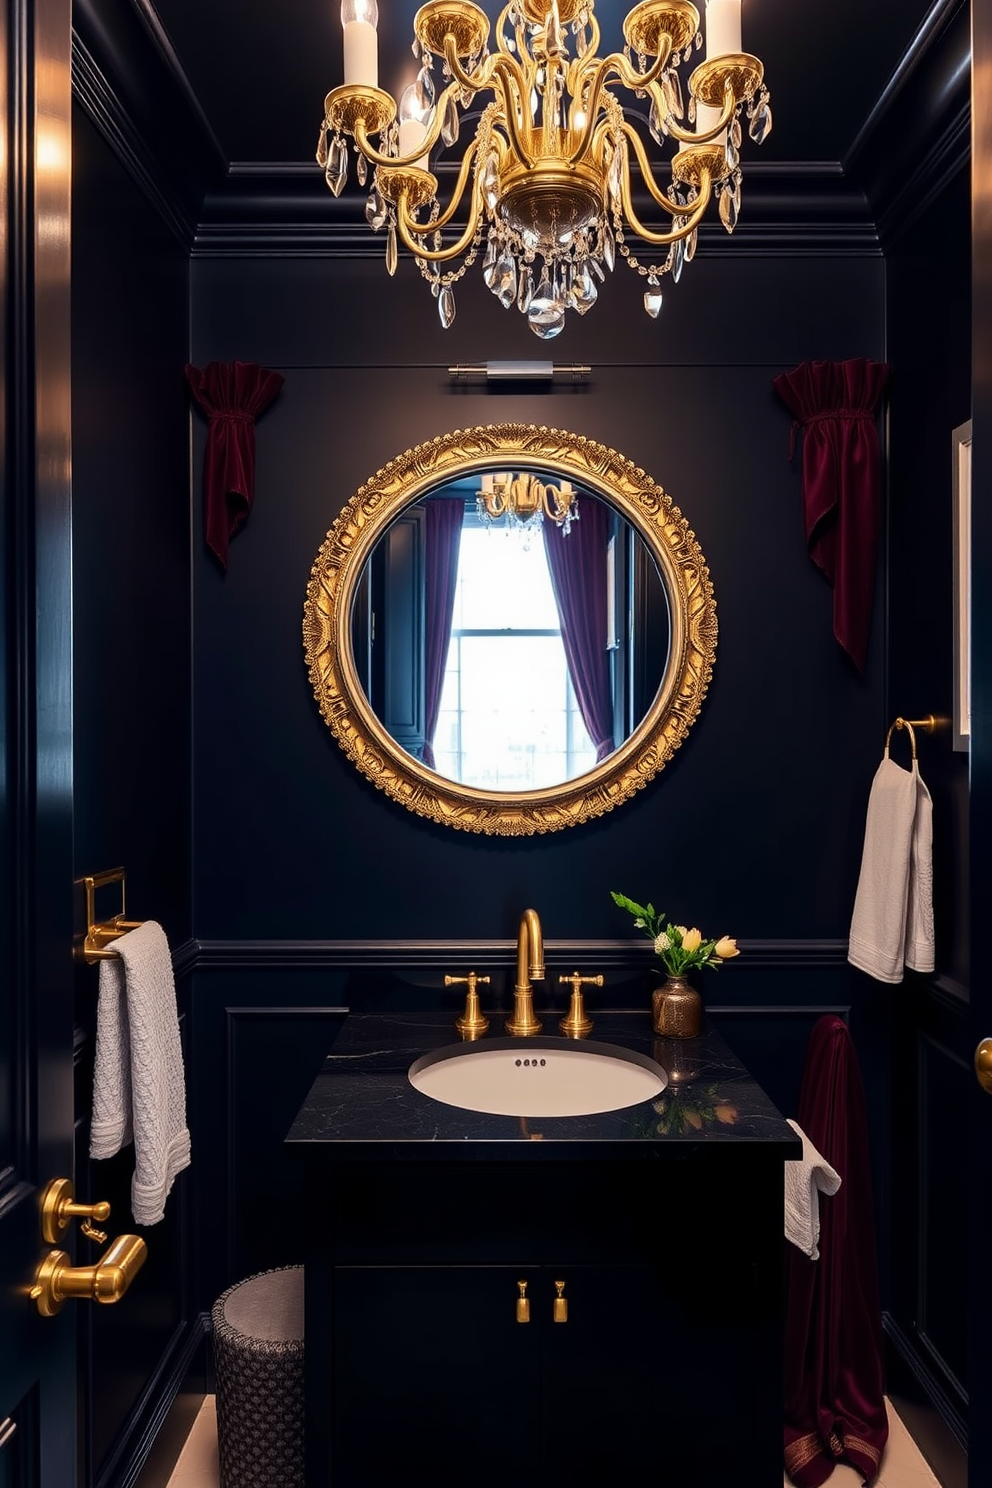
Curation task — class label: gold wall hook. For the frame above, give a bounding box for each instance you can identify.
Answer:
[516,1279,531,1323]
[553,1280,568,1323]
[558,971,603,1037]
[40,1178,112,1246]
[30,1233,147,1317]
[446,971,490,1038]
[885,714,939,761]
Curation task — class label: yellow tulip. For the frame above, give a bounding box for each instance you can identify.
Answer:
[682,927,702,952]
[714,936,739,959]
[715,1103,739,1125]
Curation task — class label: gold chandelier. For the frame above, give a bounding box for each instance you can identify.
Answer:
[476,470,579,530]
[318,0,771,338]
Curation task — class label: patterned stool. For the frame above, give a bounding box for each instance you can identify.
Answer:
[211,1265,305,1488]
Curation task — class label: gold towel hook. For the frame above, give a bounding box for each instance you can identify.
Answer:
[76,867,143,963]
[885,714,937,761]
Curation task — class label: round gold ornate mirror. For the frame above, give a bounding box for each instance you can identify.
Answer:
[303,424,717,835]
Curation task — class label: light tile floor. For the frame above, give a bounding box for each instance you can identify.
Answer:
[165,1395,943,1487]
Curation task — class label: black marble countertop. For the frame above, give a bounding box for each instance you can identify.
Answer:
[285,1011,801,1164]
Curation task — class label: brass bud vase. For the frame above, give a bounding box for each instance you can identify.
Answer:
[652,975,702,1039]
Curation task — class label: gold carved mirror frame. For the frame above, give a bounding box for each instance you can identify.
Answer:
[303,424,717,836]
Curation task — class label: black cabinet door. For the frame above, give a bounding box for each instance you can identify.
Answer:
[331,1266,544,1487]
[542,1262,766,1488]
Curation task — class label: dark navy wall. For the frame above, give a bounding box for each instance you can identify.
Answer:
[188,253,887,944]
[70,104,197,1488]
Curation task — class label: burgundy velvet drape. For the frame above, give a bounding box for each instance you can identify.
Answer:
[772,358,889,673]
[543,500,615,763]
[784,1015,888,1486]
[422,497,464,770]
[185,360,285,569]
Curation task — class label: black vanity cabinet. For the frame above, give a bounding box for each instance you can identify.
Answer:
[288,1014,798,1488]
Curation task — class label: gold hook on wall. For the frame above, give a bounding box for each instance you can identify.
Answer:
[76,867,143,963]
[885,714,938,761]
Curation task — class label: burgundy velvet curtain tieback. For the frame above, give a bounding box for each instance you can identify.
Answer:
[185,360,285,570]
[773,358,889,673]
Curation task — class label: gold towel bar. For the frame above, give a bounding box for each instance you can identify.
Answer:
[885,715,938,761]
[77,867,143,964]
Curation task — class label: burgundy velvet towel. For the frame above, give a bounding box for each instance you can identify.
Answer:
[185,361,284,569]
[784,1015,888,1486]
[772,359,889,673]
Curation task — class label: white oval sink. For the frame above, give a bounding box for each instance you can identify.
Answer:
[408,1037,668,1118]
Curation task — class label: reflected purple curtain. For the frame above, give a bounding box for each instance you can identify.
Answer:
[784,1015,888,1486]
[772,358,889,673]
[184,360,285,570]
[542,500,614,762]
[422,498,464,770]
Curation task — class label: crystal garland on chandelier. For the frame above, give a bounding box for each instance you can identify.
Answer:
[317,0,771,338]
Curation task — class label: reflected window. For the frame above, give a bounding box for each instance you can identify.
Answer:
[432,519,597,788]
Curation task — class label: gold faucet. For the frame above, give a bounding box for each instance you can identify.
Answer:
[506,908,544,1036]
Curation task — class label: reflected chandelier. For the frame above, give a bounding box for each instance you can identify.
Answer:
[477,470,579,531]
[317,0,771,338]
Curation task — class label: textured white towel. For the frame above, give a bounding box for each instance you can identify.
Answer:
[90,921,191,1225]
[784,1118,842,1259]
[848,753,934,983]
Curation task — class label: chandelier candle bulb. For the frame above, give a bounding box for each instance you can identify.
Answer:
[705,0,742,58]
[341,0,378,88]
[398,84,431,170]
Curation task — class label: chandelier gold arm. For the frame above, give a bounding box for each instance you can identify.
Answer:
[670,141,729,188]
[604,120,681,214]
[352,80,463,169]
[405,134,482,233]
[324,85,397,140]
[440,38,535,171]
[689,52,763,108]
[623,0,700,59]
[660,82,735,145]
[414,0,491,59]
[376,165,439,211]
[619,140,714,245]
[391,175,484,260]
[566,44,672,168]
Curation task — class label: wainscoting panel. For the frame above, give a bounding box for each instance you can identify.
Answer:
[917,1027,969,1409]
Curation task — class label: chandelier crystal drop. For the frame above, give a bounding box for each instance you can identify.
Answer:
[318,0,771,337]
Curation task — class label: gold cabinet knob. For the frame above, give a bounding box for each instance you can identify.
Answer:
[976,1039,992,1095]
[30,1234,148,1317]
[39,1177,111,1245]
[516,1279,530,1323]
[553,1279,568,1323]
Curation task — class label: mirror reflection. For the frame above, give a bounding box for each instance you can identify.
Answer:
[351,477,670,792]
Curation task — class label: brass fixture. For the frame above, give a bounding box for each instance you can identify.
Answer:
[40,1178,111,1246]
[303,424,718,836]
[506,908,545,1036]
[318,0,771,336]
[553,1280,568,1323]
[446,971,491,1037]
[885,714,939,761]
[476,471,578,534]
[558,971,603,1037]
[30,1233,148,1317]
[76,866,142,963]
[448,361,590,383]
[976,1039,992,1095]
[516,1279,531,1322]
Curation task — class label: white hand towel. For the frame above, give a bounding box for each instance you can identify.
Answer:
[90,920,191,1226]
[904,768,935,973]
[784,1118,842,1260]
[847,753,932,983]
